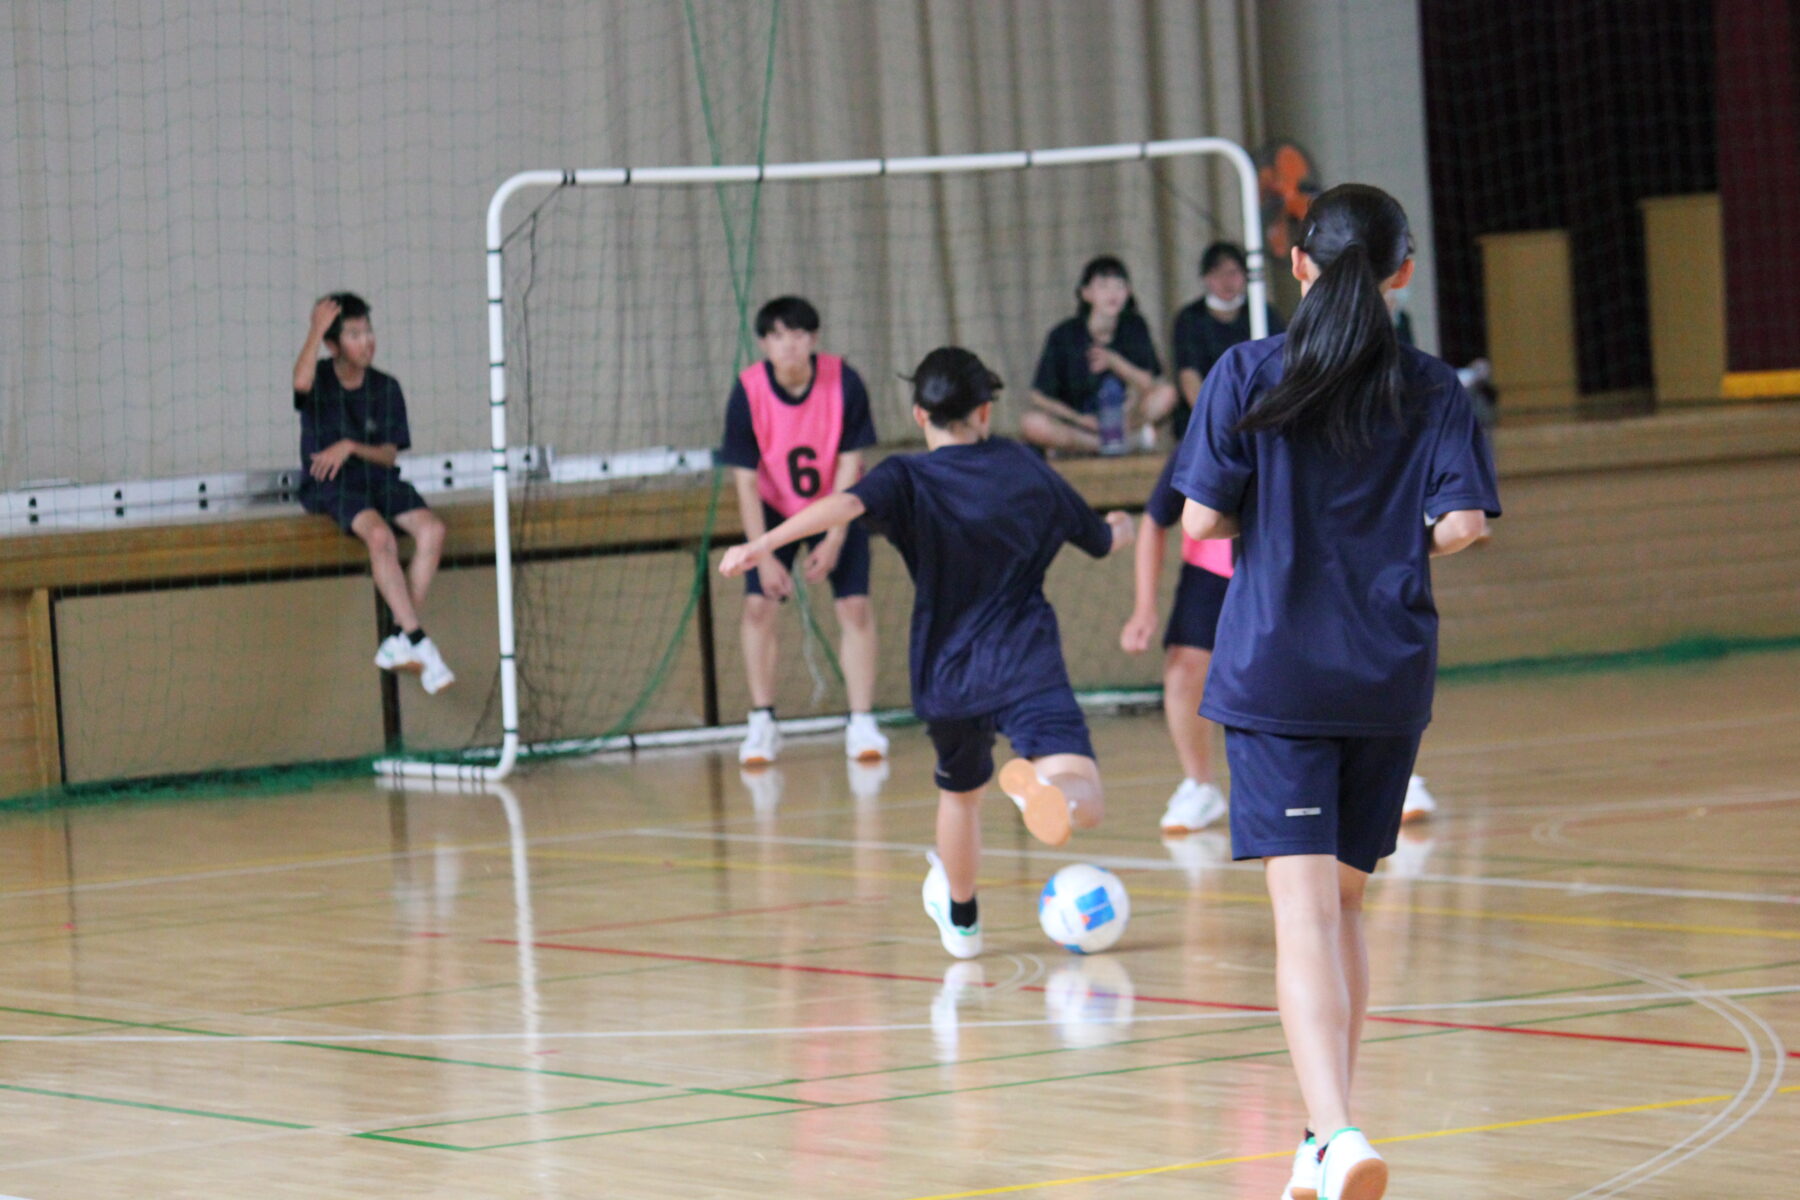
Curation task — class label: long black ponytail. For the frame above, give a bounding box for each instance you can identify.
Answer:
[1237,184,1413,454]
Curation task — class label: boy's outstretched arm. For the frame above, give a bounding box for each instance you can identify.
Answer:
[721,493,867,578]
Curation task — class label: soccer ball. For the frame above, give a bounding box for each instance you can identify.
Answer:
[1037,863,1130,954]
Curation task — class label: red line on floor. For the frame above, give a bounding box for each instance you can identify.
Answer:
[537,896,879,937]
[508,938,1800,1058]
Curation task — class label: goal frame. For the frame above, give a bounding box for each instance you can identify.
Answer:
[376,136,1268,782]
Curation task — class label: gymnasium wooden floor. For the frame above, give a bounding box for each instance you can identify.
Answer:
[0,649,1795,1198]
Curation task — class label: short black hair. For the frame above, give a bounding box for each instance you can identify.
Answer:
[754,295,820,338]
[1200,242,1248,277]
[905,346,1002,429]
[324,292,370,344]
[1074,256,1138,319]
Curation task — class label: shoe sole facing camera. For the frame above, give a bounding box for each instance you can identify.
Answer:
[998,759,1071,847]
[1320,1130,1387,1200]
[1332,1159,1386,1200]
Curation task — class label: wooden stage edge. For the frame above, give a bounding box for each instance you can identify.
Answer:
[4,401,1800,593]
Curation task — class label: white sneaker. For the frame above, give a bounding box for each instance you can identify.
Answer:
[1318,1128,1386,1200]
[922,852,982,959]
[373,632,420,673]
[738,710,781,766]
[1281,1134,1319,1200]
[1401,774,1437,823]
[845,713,889,762]
[414,637,455,694]
[1160,778,1227,834]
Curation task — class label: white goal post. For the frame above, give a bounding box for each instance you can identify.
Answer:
[375,136,1268,783]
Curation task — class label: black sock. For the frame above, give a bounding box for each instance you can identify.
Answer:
[949,896,978,929]
[406,628,426,645]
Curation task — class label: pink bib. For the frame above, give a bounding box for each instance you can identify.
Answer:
[1182,534,1234,578]
[742,354,848,516]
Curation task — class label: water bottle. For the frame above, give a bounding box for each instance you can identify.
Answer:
[1096,373,1127,456]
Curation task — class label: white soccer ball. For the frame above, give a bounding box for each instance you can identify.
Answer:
[1037,863,1130,954]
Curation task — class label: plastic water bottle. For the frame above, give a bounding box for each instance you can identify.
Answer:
[1095,373,1127,456]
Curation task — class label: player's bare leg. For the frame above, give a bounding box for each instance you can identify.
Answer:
[934,786,982,903]
[352,509,421,633]
[1264,853,1358,1136]
[1020,410,1100,455]
[741,594,780,709]
[392,508,446,610]
[1163,645,1216,783]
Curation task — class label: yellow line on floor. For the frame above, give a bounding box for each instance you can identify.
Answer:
[899,1084,1800,1199]
[523,847,935,885]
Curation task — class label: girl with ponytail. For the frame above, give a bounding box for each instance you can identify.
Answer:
[1171,184,1501,1200]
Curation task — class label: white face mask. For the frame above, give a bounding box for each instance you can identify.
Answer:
[1205,291,1247,315]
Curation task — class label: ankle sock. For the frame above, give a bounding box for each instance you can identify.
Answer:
[405,628,426,645]
[948,896,978,929]
[752,705,775,720]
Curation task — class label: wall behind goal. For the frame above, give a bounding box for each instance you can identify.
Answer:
[0,1,1263,490]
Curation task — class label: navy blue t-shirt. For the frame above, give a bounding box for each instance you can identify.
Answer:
[848,437,1113,721]
[1170,300,1286,439]
[718,357,878,470]
[294,363,411,497]
[1172,336,1501,737]
[1030,311,1163,415]
[1144,449,1187,530]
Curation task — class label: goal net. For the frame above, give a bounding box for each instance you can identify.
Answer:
[386,139,1267,781]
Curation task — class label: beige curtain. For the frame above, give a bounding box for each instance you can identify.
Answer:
[1,1,1262,488]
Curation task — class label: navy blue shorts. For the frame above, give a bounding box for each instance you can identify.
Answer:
[926,686,1096,793]
[301,479,428,536]
[1224,727,1423,873]
[745,504,871,600]
[1163,563,1229,651]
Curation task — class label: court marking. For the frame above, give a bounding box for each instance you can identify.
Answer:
[503,937,1800,1058]
[0,1082,311,1131]
[633,826,1800,906]
[537,894,880,936]
[520,843,1800,943]
[1,943,1789,1157]
[895,1085,1800,1200]
[342,964,1800,1149]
